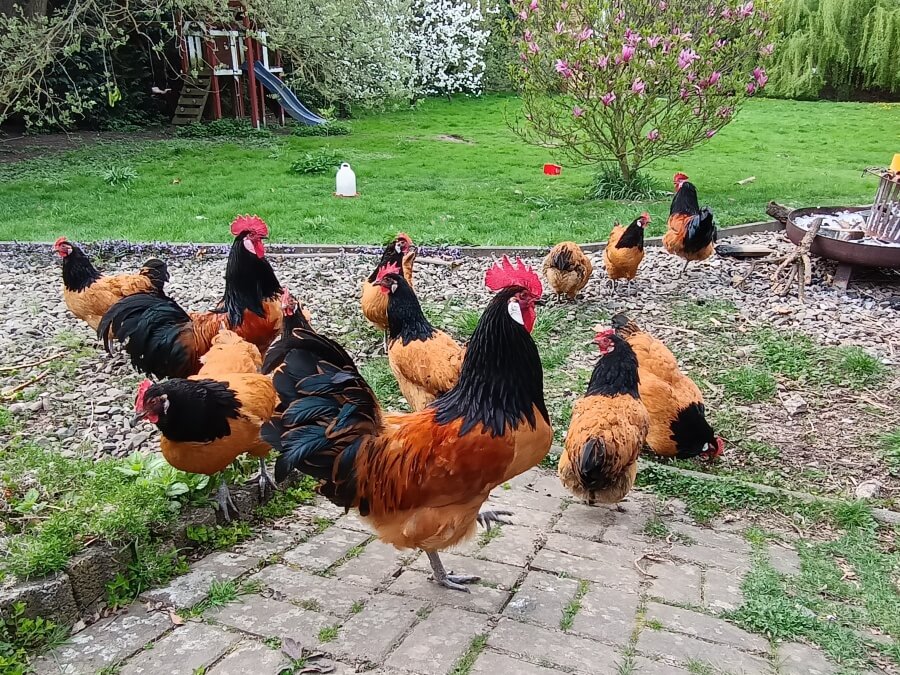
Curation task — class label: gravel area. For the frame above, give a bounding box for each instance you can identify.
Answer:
[1,229,898,502]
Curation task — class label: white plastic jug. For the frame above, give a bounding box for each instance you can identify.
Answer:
[335,163,357,197]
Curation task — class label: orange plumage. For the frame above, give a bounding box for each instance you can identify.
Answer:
[663,173,717,269]
[264,258,551,591]
[361,234,415,331]
[558,331,649,506]
[543,242,593,299]
[612,314,722,460]
[54,238,168,330]
[603,213,651,283]
[375,272,464,410]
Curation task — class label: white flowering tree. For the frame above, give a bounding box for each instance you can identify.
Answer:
[511,0,775,191]
[407,0,491,97]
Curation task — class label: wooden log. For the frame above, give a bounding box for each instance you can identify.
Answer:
[766,201,793,225]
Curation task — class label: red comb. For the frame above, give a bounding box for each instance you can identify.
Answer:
[135,379,153,410]
[595,328,616,338]
[640,212,651,221]
[673,172,689,182]
[54,236,68,247]
[485,256,543,297]
[280,287,292,303]
[376,262,401,282]
[230,214,269,238]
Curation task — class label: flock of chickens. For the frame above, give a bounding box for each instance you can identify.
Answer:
[52,172,722,592]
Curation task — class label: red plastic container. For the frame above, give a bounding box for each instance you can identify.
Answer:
[543,163,562,176]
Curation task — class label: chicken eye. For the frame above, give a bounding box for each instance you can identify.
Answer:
[507,299,524,326]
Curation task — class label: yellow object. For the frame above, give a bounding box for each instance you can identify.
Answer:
[891,153,900,172]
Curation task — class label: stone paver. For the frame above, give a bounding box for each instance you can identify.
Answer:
[670,542,751,572]
[544,532,640,569]
[632,656,692,674]
[333,539,408,588]
[249,564,370,616]
[636,627,771,674]
[488,617,622,675]
[385,606,488,674]
[703,570,745,612]
[485,487,563,513]
[477,526,542,567]
[777,641,838,675]
[647,561,702,606]
[33,604,170,675]
[571,586,639,646]
[207,640,291,675]
[668,523,752,554]
[212,594,329,647]
[326,593,424,663]
[644,602,768,653]
[389,569,510,614]
[409,551,523,589]
[498,505,556,530]
[283,527,372,572]
[142,551,261,608]
[530,546,641,592]
[503,571,579,629]
[555,501,648,542]
[233,529,299,559]
[471,650,567,675]
[120,622,240,675]
[768,543,802,576]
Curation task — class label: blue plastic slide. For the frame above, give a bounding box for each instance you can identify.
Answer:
[249,60,325,125]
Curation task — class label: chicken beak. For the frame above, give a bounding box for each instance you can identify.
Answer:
[130,412,147,428]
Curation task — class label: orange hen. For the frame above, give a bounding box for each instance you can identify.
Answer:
[543,242,593,300]
[603,213,651,291]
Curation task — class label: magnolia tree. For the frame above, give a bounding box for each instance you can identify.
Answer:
[407,0,491,96]
[511,0,774,187]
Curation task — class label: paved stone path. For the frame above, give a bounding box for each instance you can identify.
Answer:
[34,468,840,675]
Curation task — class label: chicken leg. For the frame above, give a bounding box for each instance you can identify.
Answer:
[477,509,513,531]
[426,551,480,592]
[216,480,239,522]
[678,259,690,278]
[257,458,278,498]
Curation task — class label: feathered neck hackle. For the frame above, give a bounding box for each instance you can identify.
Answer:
[221,231,281,327]
[385,275,435,345]
[60,243,102,292]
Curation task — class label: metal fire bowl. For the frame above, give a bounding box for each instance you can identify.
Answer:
[786,206,900,269]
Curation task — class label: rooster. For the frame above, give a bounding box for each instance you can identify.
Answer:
[612,314,723,460]
[361,233,415,333]
[374,270,464,410]
[54,238,169,330]
[558,329,649,509]
[542,242,593,301]
[603,213,651,292]
[663,172,717,276]
[262,257,552,592]
[99,216,282,379]
[131,327,277,520]
[262,288,314,376]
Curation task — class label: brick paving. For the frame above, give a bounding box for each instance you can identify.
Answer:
[34,467,841,675]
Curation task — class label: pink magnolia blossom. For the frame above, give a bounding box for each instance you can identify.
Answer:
[739,1,754,18]
[529,0,538,9]
[753,66,768,87]
[647,35,662,48]
[621,45,635,63]
[680,32,693,42]
[615,10,625,23]
[662,41,672,54]
[678,49,700,70]
[572,105,584,118]
[554,21,565,34]
[706,129,717,138]
[709,71,721,85]
[713,39,728,51]
[624,28,642,46]
[518,9,527,19]
[524,30,533,41]
[679,88,690,101]
[600,92,617,107]
[561,0,568,7]
[631,78,646,96]
[647,129,660,141]
[721,7,732,19]
[519,52,527,61]
[658,0,667,9]
[596,55,609,69]
[717,106,734,119]
[527,41,540,54]
[746,82,758,95]
[555,59,573,78]
[760,43,775,56]
[576,27,594,42]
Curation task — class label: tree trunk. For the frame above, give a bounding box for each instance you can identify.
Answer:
[617,156,632,184]
[0,0,46,17]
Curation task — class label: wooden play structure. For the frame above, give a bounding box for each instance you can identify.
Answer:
[173,2,324,128]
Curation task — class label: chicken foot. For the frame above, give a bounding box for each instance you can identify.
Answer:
[426,551,480,592]
[216,481,240,523]
[678,259,690,278]
[477,509,514,531]
[257,459,278,499]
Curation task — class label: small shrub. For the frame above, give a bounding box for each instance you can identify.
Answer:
[826,347,885,388]
[290,149,341,175]
[174,119,273,140]
[101,166,137,187]
[0,602,67,673]
[588,166,666,201]
[292,121,351,137]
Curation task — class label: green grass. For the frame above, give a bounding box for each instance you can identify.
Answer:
[718,365,777,402]
[879,429,900,476]
[560,580,590,631]
[0,97,895,245]
[317,625,340,643]
[255,475,318,518]
[449,634,488,675]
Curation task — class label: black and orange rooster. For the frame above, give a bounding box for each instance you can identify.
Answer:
[262,256,552,592]
[361,233,415,333]
[612,313,723,460]
[131,326,277,520]
[262,288,314,376]
[558,329,649,509]
[603,212,651,292]
[374,270,464,410]
[100,216,282,379]
[663,173,717,276]
[54,238,168,330]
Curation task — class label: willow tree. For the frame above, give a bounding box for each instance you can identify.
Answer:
[767,0,900,99]
[509,0,774,195]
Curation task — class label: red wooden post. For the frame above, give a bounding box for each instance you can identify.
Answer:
[204,38,222,120]
[276,50,285,126]
[242,12,259,128]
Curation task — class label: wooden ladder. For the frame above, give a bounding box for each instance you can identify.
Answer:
[171,74,211,126]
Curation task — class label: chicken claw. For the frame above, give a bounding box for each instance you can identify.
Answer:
[477,509,514,531]
[426,551,480,593]
[257,459,278,499]
[216,482,239,523]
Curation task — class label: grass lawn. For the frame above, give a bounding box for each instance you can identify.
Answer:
[0,96,896,246]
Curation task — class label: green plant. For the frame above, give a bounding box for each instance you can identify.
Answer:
[313,517,334,533]
[560,580,590,631]
[827,346,885,388]
[290,149,340,175]
[174,119,274,140]
[317,625,339,642]
[349,600,365,614]
[718,366,777,402]
[0,602,67,673]
[185,522,253,550]
[879,429,900,476]
[588,166,666,201]
[449,634,488,675]
[106,545,189,608]
[642,517,670,539]
[101,166,137,188]
[256,476,318,518]
[292,121,351,137]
